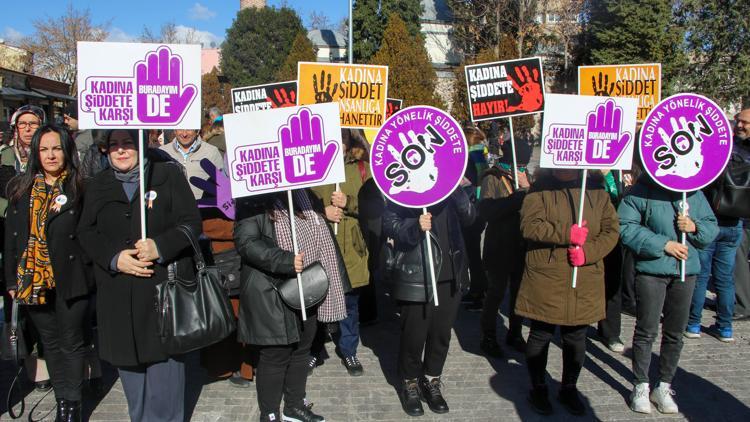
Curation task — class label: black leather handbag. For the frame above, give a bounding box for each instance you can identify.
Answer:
[276,262,329,310]
[156,226,236,355]
[706,153,750,219]
[1,300,26,419]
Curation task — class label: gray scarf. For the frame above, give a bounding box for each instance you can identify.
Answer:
[110,156,147,201]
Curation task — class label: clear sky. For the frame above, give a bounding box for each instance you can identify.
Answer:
[1,1,350,47]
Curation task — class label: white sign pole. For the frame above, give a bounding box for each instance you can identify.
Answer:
[138,131,147,240]
[680,192,688,282]
[287,190,308,321]
[423,207,440,307]
[508,117,520,190]
[572,169,588,288]
[336,0,354,236]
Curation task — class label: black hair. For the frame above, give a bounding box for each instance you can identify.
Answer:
[105,129,140,148]
[7,124,83,204]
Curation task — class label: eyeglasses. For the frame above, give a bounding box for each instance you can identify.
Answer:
[16,121,41,130]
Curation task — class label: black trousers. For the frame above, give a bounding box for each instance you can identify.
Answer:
[598,243,623,341]
[480,265,523,338]
[398,281,461,379]
[463,221,487,299]
[526,320,587,388]
[621,248,637,313]
[26,292,89,401]
[734,226,750,315]
[256,314,317,415]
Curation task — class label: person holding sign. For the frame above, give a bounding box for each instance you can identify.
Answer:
[516,169,619,416]
[234,189,346,422]
[382,188,475,417]
[618,164,718,415]
[5,125,91,422]
[77,129,201,422]
[478,138,532,358]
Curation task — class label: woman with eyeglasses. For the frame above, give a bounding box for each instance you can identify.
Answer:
[478,137,532,358]
[77,129,201,421]
[4,124,92,421]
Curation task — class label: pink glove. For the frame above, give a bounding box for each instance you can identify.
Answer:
[569,220,588,246]
[567,247,585,267]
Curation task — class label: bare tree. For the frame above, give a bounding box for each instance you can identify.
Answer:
[309,11,332,30]
[543,0,584,89]
[337,16,349,38]
[21,3,110,94]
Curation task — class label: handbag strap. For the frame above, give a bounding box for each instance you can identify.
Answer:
[175,225,206,270]
[10,300,20,365]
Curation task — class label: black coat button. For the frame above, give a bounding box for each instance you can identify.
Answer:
[125,212,131,219]
[125,238,132,245]
[69,234,75,240]
[69,255,75,260]
[13,232,17,236]
[69,210,75,215]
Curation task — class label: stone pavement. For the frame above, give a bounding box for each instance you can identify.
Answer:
[2,288,749,422]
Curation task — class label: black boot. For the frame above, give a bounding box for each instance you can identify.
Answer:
[528,384,553,415]
[66,400,82,422]
[55,399,68,422]
[400,378,424,416]
[418,376,449,414]
[480,335,505,358]
[558,385,586,415]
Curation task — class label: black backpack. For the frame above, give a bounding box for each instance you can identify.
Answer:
[706,152,750,219]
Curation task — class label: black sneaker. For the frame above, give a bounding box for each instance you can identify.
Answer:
[342,355,364,376]
[400,378,424,416]
[558,385,586,415]
[229,371,252,388]
[528,385,553,415]
[35,380,52,392]
[307,356,319,376]
[480,336,505,358]
[282,406,325,422]
[418,376,449,414]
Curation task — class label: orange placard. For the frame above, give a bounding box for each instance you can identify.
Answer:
[578,63,661,121]
[297,62,388,129]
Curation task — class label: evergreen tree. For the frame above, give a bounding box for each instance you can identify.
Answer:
[201,67,232,126]
[221,6,304,86]
[678,0,750,107]
[353,0,423,62]
[276,32,318,81]
[372,13,444,109]
[583,0,686,95]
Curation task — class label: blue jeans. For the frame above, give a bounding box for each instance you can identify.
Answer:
[336,291,360,358]
[689,222,743,331]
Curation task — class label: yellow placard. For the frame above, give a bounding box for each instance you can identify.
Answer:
[578,63,661,121]
[297,62,388,129]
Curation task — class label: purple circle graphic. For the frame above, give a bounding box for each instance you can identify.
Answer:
[639,93,732,192]
[370,106,468,208]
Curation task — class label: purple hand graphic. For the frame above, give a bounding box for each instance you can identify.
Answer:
[279,108,339,184]
[136,47,197,124]
[190,158,235,220]
[584,99,631,166]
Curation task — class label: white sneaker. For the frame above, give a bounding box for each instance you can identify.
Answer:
[629,383,651,414]
[606,341,625,353]
[650,382,678,414]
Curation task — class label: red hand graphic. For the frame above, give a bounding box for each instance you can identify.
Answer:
[267,88,297,109]
[507,65,543,113]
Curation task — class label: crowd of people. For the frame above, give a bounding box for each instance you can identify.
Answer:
[0,103,748,422]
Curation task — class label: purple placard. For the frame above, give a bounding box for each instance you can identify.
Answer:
[370,106,467,208]
[640,93,732,192]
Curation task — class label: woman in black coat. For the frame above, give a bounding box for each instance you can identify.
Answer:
[4,124,91,421]
[234,190,348,422]
[382,188,475,417]
[77,129,200,422]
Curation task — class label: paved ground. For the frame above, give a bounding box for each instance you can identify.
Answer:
[2,288,749,421]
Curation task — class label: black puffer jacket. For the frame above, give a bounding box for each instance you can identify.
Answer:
[382,189,476,303]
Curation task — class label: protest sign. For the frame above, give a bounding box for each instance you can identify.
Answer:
[640,93,732,192]
[578,63,661,121]
[540,94,638,170]
[465,57,545,122]
[231,81,298,113]
[371,105,467,306]
[641,93,731,282]
[224,103,345,199]
[371,106,468,208]
[386,98,403,119]
[77,42,201,129]
[297,62,388,129]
